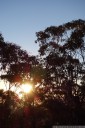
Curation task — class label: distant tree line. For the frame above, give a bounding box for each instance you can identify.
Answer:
[0,19,85,128]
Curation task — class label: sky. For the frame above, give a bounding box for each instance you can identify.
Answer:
[0,0,85,55]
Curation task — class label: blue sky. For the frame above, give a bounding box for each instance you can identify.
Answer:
[0,0,85,55]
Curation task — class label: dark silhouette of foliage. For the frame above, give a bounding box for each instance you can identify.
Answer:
[0,33,46,128]
[0,89,20,128]
[0,19,85,127]
[35,19,85,126]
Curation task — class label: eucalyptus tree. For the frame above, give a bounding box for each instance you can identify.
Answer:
[36,19,85,101]
[0,33,45,128]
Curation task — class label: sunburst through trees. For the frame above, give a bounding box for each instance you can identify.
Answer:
[0,19,85,127]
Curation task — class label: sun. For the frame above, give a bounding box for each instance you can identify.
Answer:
[0,80,33,98]
[16,83,33,99]
[21,83,33,93]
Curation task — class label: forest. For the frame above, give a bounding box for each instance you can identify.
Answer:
[0,19,85,128]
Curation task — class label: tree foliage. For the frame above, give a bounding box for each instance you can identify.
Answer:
[0,19,85,127]
[35,19,85,125]
[36,19,85,96]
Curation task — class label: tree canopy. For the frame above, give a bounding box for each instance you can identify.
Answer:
[0,19,85,127]
[35,19,85,125]
[36,19,85,98]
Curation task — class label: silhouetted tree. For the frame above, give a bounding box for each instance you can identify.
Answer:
[0,34,36,128]
[35,19,85,125]
[0,19,85,127]
[0,33,46,128]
